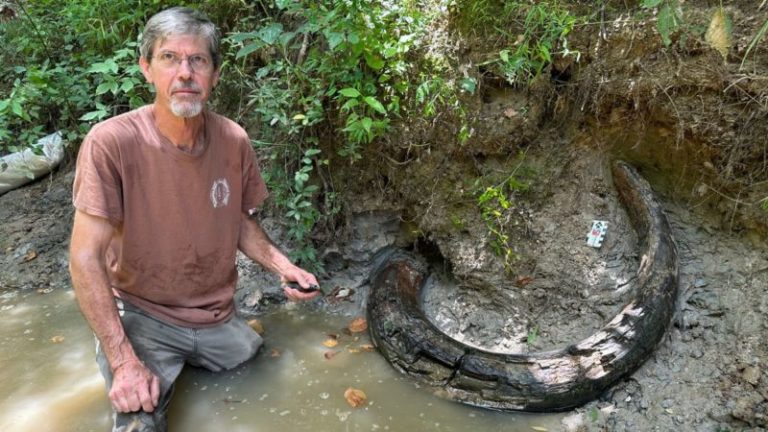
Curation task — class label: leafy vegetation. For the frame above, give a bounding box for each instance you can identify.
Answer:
[475,154,533,273]
[452,0,580,85]
[640,0,683,47]
[6,0,763,268]
[0,0,585,270]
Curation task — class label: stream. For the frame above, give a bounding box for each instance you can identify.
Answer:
[0,288,565,432]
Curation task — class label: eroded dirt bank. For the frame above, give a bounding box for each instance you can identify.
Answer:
[1,1,767,431]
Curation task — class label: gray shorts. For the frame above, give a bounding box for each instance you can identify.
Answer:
[96,298,263,432]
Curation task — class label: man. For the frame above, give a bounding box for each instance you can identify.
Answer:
[68,7,319,431]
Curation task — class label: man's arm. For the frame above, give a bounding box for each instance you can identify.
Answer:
[69,210,160,412]
[238,213,319,301]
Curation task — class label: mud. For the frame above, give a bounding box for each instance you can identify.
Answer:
[2,1,768,430]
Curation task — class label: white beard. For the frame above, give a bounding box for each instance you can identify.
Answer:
[170,99,203,118]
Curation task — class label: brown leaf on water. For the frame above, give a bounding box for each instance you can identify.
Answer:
[247,319,264,334]
[344,387,367,408]
[269,348,281,357]
[50,335,65,343]
[323,338,339,348]
[348,348,360,354]
[22,250,37,263]
[324,350,339,360]
[347,317,367,333]
[360,344,375,352]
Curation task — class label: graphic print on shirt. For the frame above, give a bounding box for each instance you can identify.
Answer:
[210,178,231,208]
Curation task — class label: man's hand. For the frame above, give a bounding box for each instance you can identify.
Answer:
[109,359,161,413]
[281,267,321,301]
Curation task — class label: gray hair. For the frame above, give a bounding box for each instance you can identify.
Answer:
[140,7,221,69]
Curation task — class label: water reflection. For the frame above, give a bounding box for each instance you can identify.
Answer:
[0,289,564,431]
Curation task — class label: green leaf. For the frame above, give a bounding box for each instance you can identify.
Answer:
[339,88,361,98]
[259,23,284,44]
[96,82,113,95]
[80,109,107,121]
[500,49,510,63]
[364,53,385,70]
[229,31,259,43]
[363,96,386,114]
[459,77,477,94]
[361,117,373,133]
[236,42,264,59]
[325,31,345,50]
[120,80,135,93]
[305,148,321,157]
[641,0,663,8]
[657,4,675,46]
[11,100,23,118]
[340,99,360,111]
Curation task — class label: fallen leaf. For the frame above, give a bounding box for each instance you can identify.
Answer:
[323,338,339,348]
[344,387,367,408]
[515,275,534,287]
[348,348,360,354]
[324,350,339,360]
[531,427,548,432]
[50,335,65,343]
[247,319,264,334]
[348,317,367,333]
[503,108,518,118]
[22,250,37,262]
[360,344,375,352]
[269,348,281,357]
[705,8,732,61]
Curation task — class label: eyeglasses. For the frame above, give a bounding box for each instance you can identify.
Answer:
[153,51,213,73]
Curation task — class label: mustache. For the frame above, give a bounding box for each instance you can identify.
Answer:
[171,83,202,93]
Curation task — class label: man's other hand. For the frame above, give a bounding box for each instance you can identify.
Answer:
[109,359,161,413]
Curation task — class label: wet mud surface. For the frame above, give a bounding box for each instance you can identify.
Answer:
[2,146,766,430]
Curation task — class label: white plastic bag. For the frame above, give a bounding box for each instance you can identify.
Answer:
[0,132,64,195]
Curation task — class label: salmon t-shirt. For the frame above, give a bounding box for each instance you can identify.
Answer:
[73,105,268,327]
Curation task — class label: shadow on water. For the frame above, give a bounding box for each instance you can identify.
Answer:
[0,289,566,431]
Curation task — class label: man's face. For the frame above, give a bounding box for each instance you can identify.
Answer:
[139,34,220,118]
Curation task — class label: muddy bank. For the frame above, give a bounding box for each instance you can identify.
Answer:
[2,2,768,430]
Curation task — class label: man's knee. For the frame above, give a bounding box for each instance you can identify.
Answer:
[198,317,262,371]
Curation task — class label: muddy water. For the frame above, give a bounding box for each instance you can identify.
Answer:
[0,289,565,431]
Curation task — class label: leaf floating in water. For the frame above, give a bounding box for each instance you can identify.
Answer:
[324,350,339,360]
[247,319,264,334]
[344,387,367,408]
[347,317,367,333]
[269,348,281,358]
[50,335,65,343]
[360,344,375,352]
[531,427,549,432]
[323,338,339,348]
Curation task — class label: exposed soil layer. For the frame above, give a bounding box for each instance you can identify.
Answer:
[1,1,767,430]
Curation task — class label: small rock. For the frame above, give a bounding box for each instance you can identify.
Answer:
[694,278,708,288]
[561,413,585,432]
[742,366,761,386]
[687,289,721,311]
[661,399,674,409]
